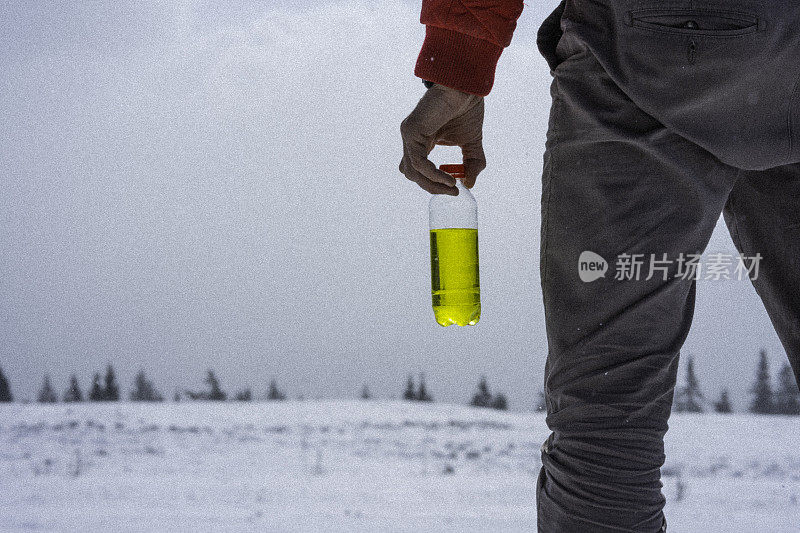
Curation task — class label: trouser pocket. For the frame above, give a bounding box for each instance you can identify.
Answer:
[627,8,760,36]
[610,4,796,169]
[536,0,566,73]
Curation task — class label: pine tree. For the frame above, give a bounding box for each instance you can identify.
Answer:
[37,375,58,403]
[130,370,163,402]
[205,370,226,401]
[186,370,225,401]
[63,374,83,403]
[675,356,704,413]
[713,388,733,413]
[416,373,433,402]
[234,388,252,401]
[775,363,800,415]
[267,378,285,401]
[360,383,371,400]
[403,375,416,401]
[470,376,493,408]
[103,364,120,401]
[0,366,12,403]
[749,349,775,414]
[89,373,104,401]
[491,393,509,410]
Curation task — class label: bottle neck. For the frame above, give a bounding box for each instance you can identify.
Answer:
[454,178,471,195]
[429,179,478,230]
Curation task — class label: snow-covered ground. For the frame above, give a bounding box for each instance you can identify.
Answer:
[1,401,798,532]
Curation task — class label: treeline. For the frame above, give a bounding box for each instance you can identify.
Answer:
[0,365,290,404]
[0,366,512,410]
[674,350,800,415]
[8,353,794,414]
[179,370,287,402]
[399,373,509,410]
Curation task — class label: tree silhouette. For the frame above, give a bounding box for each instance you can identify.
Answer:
[775,363,800,415]
[267,378,286,401]
[205,370,226,401]
[89,373,104,401]
[491,393,509,410]
[103,364,120,401]
[234,388,252,401]
[674,356,704,413]
[749,350,775,414]
[130,370,163,402]
[403,375,416,400]
[186,370,226,400]
[37,375,58,403]
[63,374,83,403]
[0,366,12,403]
[713,389,733,413]
[416,373,433,402]
[470,376,493,408]
[360,383,371,400]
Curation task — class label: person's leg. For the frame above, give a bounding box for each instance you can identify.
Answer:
[536,24,739,533]
[723,166,800,382]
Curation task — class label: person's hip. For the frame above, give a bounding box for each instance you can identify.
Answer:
[538,0,800,170]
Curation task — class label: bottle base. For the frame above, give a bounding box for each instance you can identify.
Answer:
[433,305,481,327]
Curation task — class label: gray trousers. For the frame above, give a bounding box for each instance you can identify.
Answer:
[535,1,800,531]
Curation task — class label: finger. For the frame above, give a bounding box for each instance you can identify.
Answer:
[462,139,486,189]
[400,119,456,187]
[460,98,486,189]
[407,147,457,187]
[405,164,459,196]
[400,139,455,189]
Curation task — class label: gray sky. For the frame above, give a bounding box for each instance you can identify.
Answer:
[0,1,786,410]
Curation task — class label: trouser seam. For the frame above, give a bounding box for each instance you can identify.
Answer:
[787,76,800,161]
[726,188,746,256]
[541,79,563,301]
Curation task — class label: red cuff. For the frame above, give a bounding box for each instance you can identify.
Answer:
[414,26,504,97]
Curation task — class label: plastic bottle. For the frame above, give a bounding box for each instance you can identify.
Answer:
[429,164,481,327]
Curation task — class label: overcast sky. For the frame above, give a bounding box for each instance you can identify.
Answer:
[0,0,786,410]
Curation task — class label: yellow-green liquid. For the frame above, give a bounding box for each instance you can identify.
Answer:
[430,228,481,327]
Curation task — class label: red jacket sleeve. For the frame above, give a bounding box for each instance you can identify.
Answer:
[414,0,524,96]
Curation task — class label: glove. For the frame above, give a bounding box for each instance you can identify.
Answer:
[399,83,486,195]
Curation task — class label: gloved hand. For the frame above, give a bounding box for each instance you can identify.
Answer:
[399,83,486,195]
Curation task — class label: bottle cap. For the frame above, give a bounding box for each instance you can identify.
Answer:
[439,164,465,181]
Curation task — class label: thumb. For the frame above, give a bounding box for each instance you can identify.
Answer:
[462,140,486,189]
